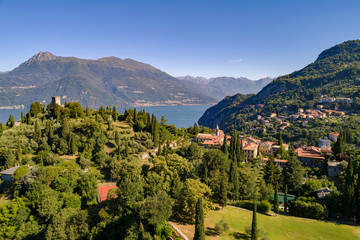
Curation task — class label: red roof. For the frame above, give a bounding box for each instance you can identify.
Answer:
[97,185,117,202]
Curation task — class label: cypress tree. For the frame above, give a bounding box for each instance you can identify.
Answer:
[194,198,205,240]
[48,121,54,142]
[229,158,239,200]
[85,107,90,117]
[107,120,111,131]
[0,123,3,136]
[16,138,22,163]
[284,184,288,213]
[239,139,243,163]
[343,156,355,218]
[193,123,200,135]
[21,111,24,123]
[220,134,229,156]
[125,141,129,157]
[33,121,41,143]
[133,108,137,124]
[273,186,279,214]
[6,115,15,128]
[220,171,228,207]
[146,112,151,132]
[153,123,159,147]
[235,133,241,163]
[115,131,120,146]
[158,141,162,156]
[251,200,257,240]
[112,106,118,121]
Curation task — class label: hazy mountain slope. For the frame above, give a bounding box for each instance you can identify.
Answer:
[0,52,217,108]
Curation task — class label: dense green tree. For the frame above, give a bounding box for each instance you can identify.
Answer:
[194,198,205,240]
[20,111,24,123]
[140,191,172,230]
[6,115,15,128]
[263,156,281,187]
[0,123,3,136]
[77,171,98,207]
[30,102,42,117]
[283,147,304,194]
[116,163,144,211]
[332,131,346,156]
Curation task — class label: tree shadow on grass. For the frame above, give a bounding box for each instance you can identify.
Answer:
[231,232,250,240]
[205,227,218,236]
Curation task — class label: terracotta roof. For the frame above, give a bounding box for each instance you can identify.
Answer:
[263,158,288,163]
[97,185,117,202]
[244,143,258,151]
[295,147,325,160]
[329,132,339,137]
[244,137,261,144]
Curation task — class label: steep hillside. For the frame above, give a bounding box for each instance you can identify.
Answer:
[199,40,360,132]
[0,52,217,108]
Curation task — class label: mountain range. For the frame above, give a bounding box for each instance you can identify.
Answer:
[177,76,272,99]
[0,52,271,108]
[199,40,360,131]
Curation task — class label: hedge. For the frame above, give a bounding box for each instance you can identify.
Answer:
[232,200,271,213]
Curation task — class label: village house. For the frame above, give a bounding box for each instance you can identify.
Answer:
[243,142,258,161]
[336,98,353,104]
[318,137,331,148]
[328,132,339,142]
[319,97,336,103]
[97,184,117,202]
[270,113,277,118]
[258,141,274,156]
[195,125,227,148]
[0,165,20,182]
[327,161,342,178]
[295,146,326,168]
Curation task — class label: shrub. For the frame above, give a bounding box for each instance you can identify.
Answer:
[288,200,328,220]
[233,200,271,213]
[215,218,230,234]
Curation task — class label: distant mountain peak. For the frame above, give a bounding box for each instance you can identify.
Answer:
[28,51,57,62]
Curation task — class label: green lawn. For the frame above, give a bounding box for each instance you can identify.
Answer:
[171,206,360,240]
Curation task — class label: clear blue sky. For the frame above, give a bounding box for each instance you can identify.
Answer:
[1,0,360,79]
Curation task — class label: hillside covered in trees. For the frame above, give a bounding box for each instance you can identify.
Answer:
[199,40,360,141]
[0,100,360,239]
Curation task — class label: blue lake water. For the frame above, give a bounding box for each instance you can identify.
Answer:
[0,105,212,128]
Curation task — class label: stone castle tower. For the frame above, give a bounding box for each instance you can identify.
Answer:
[51,96,61,106]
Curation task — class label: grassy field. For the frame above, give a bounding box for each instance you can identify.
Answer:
[170,206,360,240]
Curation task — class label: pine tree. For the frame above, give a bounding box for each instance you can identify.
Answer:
[194,198,205,240]
[284,184,288,213]
[273,186,279,214]
[264,156,281,186]
[283,146,304,194]
[251,200,258,240]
